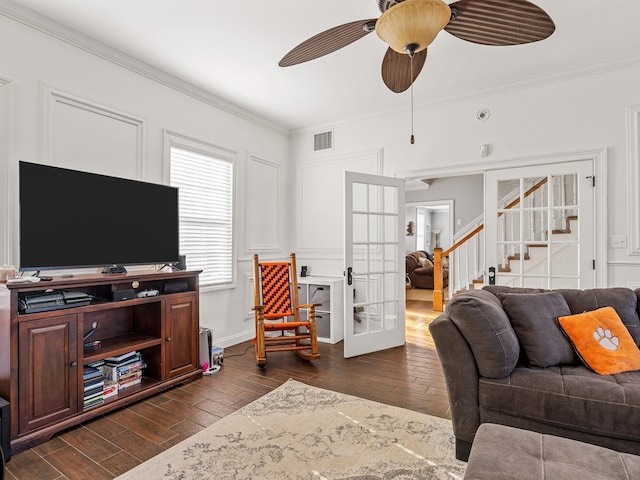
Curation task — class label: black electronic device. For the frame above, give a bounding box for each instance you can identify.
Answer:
[18,161,180,273]
[112,289,135,302]
[488,266,496,285]
[18,290,92,314]
[164,280,188,294]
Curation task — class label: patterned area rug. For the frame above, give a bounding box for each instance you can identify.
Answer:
[116,379,466,479]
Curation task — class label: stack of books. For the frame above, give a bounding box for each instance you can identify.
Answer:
[104,351,146,391]
[83,363,104,409]
[103,379,118,400]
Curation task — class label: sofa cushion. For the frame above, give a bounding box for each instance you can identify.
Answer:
[558,306,640,375]
[484,286,640,346]
[421,250,434,262]
[559,288,640,346]
[483,285,547,296]
[447,290,519,378]
[497,291,577,367]
[419,256,433,267]
[479,365,640,442]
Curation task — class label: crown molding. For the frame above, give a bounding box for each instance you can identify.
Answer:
[291,51,640,137]
[426,52,640,108]
[0,0,289,136]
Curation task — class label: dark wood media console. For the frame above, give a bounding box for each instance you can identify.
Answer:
[0,270,202,454]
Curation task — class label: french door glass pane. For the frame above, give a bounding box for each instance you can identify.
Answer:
[369,246,383,273]
[497,179,519,208]
[384,245,397,272]
[498,211,520,242]
[551,244,579,276]
[353,182,367,211]
[384,185,398,213]
[551,174,578,207]
[523,211,548,242]
[353,244,367,275]
[368,184,383,213]
[353,213,368,243]
[384,302,397,329]
[368,214,382,243]
[384,215,397,242]
[384,273,397,301]
[523,177,547,208]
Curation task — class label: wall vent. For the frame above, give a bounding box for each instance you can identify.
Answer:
[313,130,333,151]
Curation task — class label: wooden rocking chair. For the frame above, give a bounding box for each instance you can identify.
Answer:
[252,253,320,366]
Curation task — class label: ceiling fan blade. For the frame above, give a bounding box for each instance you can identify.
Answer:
[381,47,427,93]
[279,19,377,67]
[445,0,555,46]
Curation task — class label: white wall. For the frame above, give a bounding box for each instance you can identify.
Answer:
[404,206,417,254]
[290,62,640,289]
[431,211,450,250]
[0,11,291,347]
[406,175,483,234]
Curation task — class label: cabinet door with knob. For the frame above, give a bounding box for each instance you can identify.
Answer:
[164,294,199,379]
[18,313,79,433]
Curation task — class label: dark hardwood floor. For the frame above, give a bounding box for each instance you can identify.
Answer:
[5,299,448,480]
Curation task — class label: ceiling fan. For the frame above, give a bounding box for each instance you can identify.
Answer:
[279,0,556,94]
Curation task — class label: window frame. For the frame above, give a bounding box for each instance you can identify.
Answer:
[164,130,237,291]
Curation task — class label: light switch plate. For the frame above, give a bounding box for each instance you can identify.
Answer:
[609,235,627,248]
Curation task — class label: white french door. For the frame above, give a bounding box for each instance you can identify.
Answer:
[485,160,595,289]
[344,172,405,358]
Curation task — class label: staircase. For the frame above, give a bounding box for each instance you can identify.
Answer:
[433,175,578,312]
[497,215,578,286]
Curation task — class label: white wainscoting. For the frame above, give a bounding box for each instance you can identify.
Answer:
[245,153,282,252]
[296,149,382,254]
[627,104,640,256]
[0,78,13,264]
[39,82,144,179]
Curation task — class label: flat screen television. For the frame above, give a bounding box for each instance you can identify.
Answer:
[19,161,179,273]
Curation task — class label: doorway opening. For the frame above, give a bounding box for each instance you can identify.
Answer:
[405,200,453,307]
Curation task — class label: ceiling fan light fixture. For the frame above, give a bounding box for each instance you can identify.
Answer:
[376,0,451,55]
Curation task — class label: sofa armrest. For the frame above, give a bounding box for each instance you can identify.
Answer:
[429,313,480,445]
[413,266,435,276]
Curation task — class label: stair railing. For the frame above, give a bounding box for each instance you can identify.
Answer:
[433,224,484,312]
[450,214,485,294]
[432,176,553,312]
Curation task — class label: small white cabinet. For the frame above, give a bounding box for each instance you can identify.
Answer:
[297,276,344,344]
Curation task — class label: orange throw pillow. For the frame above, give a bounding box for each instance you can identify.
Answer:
[557,306,640,375]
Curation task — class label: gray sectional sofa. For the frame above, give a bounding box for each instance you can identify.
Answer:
[429,286,640,461]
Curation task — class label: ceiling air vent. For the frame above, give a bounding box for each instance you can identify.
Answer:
[313,130,333,151]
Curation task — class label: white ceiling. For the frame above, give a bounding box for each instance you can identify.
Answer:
[6,0,640,131]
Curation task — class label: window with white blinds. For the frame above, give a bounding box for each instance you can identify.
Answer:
[170,146,234,288]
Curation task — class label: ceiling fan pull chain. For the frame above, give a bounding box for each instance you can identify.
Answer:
[410,54,415,144]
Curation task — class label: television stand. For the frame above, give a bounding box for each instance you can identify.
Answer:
[102,264,127,274]
[0,269,202,454]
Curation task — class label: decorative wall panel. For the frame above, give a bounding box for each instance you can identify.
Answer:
[39,83,144,179]
[627,105,640,256]
[0,79,12,264]
[246,154,281,251]
[297,149,382,253]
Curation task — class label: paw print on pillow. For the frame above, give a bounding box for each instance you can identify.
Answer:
[593,326,619,351]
